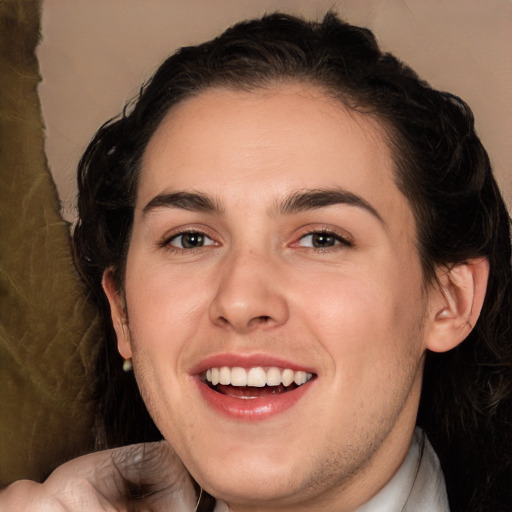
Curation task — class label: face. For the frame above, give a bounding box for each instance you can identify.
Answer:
[106,84,436,511]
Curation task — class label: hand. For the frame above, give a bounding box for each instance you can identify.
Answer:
[0,441,197,511]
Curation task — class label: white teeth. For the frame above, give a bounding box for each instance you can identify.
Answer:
[266,366,282,386]
[219,366,231,385]
[281,368,295,386]
[294,371,308,386]
[204,366,313,388]
[231,367,247,386]
[247,367,267,387]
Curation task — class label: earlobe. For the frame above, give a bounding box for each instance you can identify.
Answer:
[425,258,489,353]
[102,269,132,360]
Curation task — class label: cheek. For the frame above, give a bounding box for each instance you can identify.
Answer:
[124,258,211,346]
[122,261,202,436]
[291,258,426,371]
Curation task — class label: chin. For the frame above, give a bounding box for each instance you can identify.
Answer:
[187,445,331,509]
[202,475,302,510]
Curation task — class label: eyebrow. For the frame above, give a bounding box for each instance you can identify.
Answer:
[143,191,224,215]
[142,188,382,223]
[276,188,383,222]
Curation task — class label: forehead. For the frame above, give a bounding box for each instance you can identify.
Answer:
[138,83,414,236]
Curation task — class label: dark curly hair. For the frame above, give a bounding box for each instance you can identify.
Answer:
[73,12,512,511]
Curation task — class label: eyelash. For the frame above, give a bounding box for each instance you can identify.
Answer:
[160,229,217,254]
[160,227,352,255]
[294,228,353,252]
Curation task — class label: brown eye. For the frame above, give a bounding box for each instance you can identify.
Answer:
[169,232,214,249]
[298,232,350,249]
[311,233,336,248]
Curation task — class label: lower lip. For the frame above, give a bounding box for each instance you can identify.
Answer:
[195,379,313,421]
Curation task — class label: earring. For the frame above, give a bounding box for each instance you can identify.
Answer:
[122,358,133,372]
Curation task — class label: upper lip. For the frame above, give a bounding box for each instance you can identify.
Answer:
[189,353,317,376]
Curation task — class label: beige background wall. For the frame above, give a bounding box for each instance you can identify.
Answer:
[38,0,512,221]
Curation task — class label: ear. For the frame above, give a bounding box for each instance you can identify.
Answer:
[424,258,489,353]
[102,268,132,360]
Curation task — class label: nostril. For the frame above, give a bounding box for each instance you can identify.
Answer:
[217,316,230,326]
[215,314,271,328]
[254,315,271,324]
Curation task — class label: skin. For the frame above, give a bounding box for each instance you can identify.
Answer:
[0,442,197,511]
[103,83,486,512]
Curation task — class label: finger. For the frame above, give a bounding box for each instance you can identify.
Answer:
[46,441,197,511]
[109,442,197,511]
[0,480,64,512]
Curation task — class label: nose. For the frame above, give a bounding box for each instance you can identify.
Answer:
[208,249,289,333]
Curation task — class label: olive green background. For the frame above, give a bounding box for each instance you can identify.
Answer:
[0,0,99,485]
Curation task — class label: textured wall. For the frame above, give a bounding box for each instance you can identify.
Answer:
[0,0,99,484]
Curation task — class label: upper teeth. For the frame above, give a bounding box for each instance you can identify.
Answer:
[205,366,313,387]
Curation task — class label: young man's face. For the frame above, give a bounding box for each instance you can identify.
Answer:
[106,84,437,510]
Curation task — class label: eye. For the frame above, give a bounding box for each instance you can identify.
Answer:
[296,231,351,249]
[167,231,216,249]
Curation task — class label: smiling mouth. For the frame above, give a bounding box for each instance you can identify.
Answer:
[203,366,315,398]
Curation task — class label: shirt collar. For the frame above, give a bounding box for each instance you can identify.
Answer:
[355,428,449,512]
